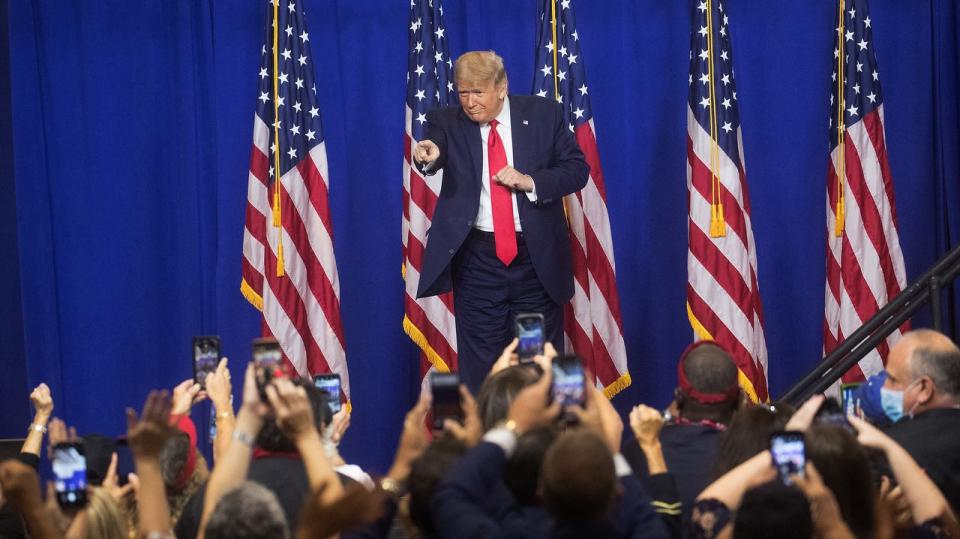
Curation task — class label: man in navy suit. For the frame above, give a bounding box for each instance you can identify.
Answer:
[413,51,589,391]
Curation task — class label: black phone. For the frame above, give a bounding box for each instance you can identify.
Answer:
[252,337,289,398]
[840,383,862,418]
[314,373,342,414]
[770,431,806,485]
[552,355,585,422]
[52,442,88,509]
[192,335,221,388]
[814,396,855,433]
[430,372,462,431]
[515,313,546,361]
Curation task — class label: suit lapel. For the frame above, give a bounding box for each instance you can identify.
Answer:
[510,96,532,173]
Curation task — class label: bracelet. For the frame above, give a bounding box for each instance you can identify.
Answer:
[231,431,255,447]
[216,411,234,421]
[28,423,47,434]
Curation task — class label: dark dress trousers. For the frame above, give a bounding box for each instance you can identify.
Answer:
[417,95,588,388]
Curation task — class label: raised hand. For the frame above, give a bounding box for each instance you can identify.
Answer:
[630,404,664,448]
[171,379,205,417]
[205,357,233,414]
[443,385,483,447]
[413,140,440,164]
[126,390,175,460]
[30,383,54,419]
[265,378,316,444]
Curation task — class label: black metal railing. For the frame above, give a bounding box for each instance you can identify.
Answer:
[780,243,960,405]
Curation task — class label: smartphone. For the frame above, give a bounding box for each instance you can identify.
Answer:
[430,372,462,431]
[52,442,88,509]
[314,373,342,414]
[814,396,855,433]
[252,337,290,398]
[515,313,546,361]
[840,382,862,418]
[552,355,585,423]
[770,431,806,485]
[192,335,221,388]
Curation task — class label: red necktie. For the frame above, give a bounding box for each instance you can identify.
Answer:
[488,119,517,266]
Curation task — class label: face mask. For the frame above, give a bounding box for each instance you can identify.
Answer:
[880,386,905,423]
[881,380,919,423]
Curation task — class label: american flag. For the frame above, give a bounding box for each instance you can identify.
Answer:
[823,0,908,382]
[402,0,458,377]
[686,0,768,402]
[532,0,631,397]
[241,0,350,398]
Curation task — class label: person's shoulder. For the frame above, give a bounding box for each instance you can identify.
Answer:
[510,93,559,111]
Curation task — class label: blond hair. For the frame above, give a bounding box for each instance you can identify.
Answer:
[86,487,128,539]
[454,50,508,87]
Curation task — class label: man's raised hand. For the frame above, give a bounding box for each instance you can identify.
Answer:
[413,140,440,165]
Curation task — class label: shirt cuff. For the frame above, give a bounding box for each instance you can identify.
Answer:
[614,453,633,477]
[525,178,538,202]
[483,427,518,457]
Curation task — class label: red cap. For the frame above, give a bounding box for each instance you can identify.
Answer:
[677,341,739,404]
[168,414,198,491]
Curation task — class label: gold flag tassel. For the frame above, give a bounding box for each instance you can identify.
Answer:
[706,0,725,238]
[271,0,285,275]
[834,0,846,237]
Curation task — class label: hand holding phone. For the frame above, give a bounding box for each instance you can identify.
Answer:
[813,397,856,434]
[515,313,545,362]
[193,336,221,389]
[52,442,88,509]
[552,355,585,423]
[314,373,343,414]
[770,431,806,485]
[252,338,291,399]
[430,372,463,431]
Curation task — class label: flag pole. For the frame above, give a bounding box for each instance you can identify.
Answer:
[835,0,846,236]
[550,0,559,100]
[706,0,726,237]
[272,0,286,275]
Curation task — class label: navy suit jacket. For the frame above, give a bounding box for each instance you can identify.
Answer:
[416,95,589,304]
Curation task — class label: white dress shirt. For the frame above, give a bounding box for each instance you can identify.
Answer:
[475,96,538,232]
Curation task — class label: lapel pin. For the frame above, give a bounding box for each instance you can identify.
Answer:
[522,120,529,125]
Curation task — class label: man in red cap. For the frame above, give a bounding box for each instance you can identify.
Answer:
[622,341,741,528]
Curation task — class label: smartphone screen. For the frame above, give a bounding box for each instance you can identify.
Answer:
[252,338,289,396]
[314,373,342,414]
[814,397,855,433]
[52,442,88,509]
[515,313,545,361]
[552,355,585,409]
[430,372,462,430]
[193,335,221,388]
[840,383,862,417]
[770,431,806,484]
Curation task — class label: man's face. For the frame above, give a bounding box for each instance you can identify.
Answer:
[457,78,507,124]
[884,338,924,411]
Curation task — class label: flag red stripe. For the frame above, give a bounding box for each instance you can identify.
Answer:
[279,186,348,349]
[687,284,767,399]
[575,124,607,199]
[688,222,755,320]
[842,128,901,302]
[404,294,458,366]
[687,138,751,249]
[296,156,335,240]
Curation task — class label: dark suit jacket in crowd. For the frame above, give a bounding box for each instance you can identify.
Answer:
[432,440,670,539]
[416,95,589,305]
[622,423,724,527]
[884,407,960,512]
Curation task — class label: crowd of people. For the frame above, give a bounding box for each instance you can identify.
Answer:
[0,328,959,538]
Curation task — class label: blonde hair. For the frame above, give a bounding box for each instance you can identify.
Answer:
[86,487,128,539]
[454,50,508,87]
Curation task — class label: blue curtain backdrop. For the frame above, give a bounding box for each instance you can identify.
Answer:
[3,0,959,472]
